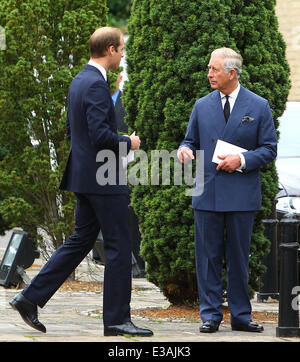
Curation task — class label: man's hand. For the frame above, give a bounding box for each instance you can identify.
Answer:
[177,147,195,163]
[129,134,141,150]
[216,154,241,173]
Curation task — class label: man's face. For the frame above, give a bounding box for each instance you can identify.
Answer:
[110,35,124,70]
[207,55,231,92]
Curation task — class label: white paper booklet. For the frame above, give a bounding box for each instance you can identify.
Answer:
[212,139,247,172]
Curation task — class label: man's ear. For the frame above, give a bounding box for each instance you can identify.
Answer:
[107,45,115,56]
[229,69,237,80]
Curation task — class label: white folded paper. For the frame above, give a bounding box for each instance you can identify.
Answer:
[212,139,247,172]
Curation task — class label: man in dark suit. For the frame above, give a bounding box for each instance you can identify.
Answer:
[178,48,277,333]
[9,27,153,337]
[111,73,128,133]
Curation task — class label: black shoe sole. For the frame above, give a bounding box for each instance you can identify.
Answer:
[231,326,264,332]
[104,329,153,337]
[200,327,219,333]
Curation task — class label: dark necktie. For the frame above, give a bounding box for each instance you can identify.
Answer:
[224,95,230,123]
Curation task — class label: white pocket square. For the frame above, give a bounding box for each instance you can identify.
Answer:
[242,116,254,123]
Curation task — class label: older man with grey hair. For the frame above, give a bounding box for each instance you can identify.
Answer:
[178,47,277,334]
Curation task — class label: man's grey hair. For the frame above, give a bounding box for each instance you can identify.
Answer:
[211,47,243,78]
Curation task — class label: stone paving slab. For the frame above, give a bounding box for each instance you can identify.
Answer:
[1,286,299,343]
[0,258,299,343]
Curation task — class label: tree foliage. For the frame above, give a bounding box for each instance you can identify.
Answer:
[107,0,131,27]
[124,0,290,305]
[0,0,107,255]
[0,144,10,235]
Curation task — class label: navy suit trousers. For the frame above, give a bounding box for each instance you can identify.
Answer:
[194,210,254,325]
[22,193,132,326]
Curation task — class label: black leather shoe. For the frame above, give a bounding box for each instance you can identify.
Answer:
[231,321,264,332]
[9,293,46,333]
[200,320,220,333]
[104,321,153,337]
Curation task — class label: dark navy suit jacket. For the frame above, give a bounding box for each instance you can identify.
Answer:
[60,65,131,194]
[180,85,277,211]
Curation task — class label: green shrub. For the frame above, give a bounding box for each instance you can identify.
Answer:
[124,0,290,305]
[0,0,107,254]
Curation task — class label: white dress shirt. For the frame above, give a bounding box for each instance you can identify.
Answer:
[220,83,246,170]
[220,83,240,113]
[88,59,107,81]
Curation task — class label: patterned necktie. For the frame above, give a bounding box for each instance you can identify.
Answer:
[224,95,230,123]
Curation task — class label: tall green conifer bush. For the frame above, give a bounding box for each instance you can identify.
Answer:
[0,0,107,254]
[124,0,290,305]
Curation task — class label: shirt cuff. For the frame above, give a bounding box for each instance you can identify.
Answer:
[237,153,246,170]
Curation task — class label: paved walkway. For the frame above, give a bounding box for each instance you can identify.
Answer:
[0,258,299,343]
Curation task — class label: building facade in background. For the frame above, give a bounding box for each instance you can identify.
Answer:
[276,0,300,101]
